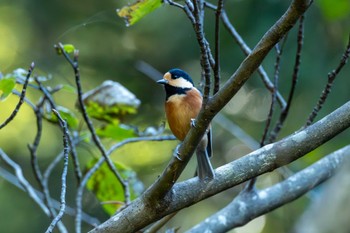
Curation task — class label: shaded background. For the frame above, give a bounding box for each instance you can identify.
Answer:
[0,0,349,232]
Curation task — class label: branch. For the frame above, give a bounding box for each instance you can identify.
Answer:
[269,15,305,142]
[36,79,82,183]
[187,145,350,233]
[216,8,286,109]
[294,154,350,232]
[0,62,34,129]
[89,91,350,233]
[213,0,224,94]
[0,166,100,226]
[305,34,350,126]
[45,110,70,233]
[261,37,288,146]
[0,149,50,216]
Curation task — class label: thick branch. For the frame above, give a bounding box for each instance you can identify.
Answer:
[90,97,350,233]
[188,145,350,233]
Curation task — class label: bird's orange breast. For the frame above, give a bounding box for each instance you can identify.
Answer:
[165,88,202,141]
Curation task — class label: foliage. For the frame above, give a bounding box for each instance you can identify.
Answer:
[85,159,143,215]
[117,0,162,26]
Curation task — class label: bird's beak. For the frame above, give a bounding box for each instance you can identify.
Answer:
[156,79,168,85]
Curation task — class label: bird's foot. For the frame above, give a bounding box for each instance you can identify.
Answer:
[173,144,183,161]
[190,118,196,128]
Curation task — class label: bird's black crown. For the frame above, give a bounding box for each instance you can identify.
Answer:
[168,68,194,85]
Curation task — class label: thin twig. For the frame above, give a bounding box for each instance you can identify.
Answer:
[0,161,100,226]
[246,37,288,191]
[208,5,287,109]
[193,0,211,103]
[35,79,82,184]
[213,0,224,94]
[0,62,34,129]
[145,212,178,233]
[67,130,82,184]
[0,149,50,216]
[261,36,288,146]
[56,43,130,206]
[27,99,45,188]
[269,15,305,142]
[26,96,69,232]
[45,109,70,233]
[305,34,350,126]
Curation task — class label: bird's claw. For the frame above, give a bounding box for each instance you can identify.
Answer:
[190,118,196,128]
[174,152,182,161]
[173,144,183,161]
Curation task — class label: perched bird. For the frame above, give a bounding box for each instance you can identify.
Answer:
[157,68,215,180]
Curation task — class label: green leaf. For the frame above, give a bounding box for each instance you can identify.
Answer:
[83,80,140,123]
[44,105,79,129]
[96,124,136,141]
[0,77,16,101]
[63,44,75,54]
[85,159,143,215]
[55,43,75,55]
[117,0,162,26]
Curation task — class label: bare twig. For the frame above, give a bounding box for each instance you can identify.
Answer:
[26,96,68,232]
[27,98,45,188]
[192,0,211,103]
[145,212,178,233]
[269,15,304,142]
[67,130,82,184]
[0,149,50,216]
[213,0,224,94]
[212,5,287,109]
[45,109,70,233]
[35,79,82,183]
[261,36,288,146]
[306,34,350,126]
[269,15,305,142]
[0,62,34,129]
[0,166,100,226]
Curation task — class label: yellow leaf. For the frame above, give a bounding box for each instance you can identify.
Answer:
[117,0,162,26]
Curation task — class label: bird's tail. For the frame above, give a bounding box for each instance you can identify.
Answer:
[196,146,215,180]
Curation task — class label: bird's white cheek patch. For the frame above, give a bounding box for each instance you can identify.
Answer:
[170,77,193,89]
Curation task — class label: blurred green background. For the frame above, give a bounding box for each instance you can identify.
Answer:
[0,0,349,232]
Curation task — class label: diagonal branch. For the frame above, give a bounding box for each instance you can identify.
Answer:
[0,149,50,216]
[45,110,70,233]
[187,145,350,233]
[0,62,34,129]
[214,6,287,109]
[305,34,350,126]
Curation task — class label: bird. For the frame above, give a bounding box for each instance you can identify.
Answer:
[157,68,215,180]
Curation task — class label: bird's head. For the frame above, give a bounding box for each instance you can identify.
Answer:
[157,68,194,89]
